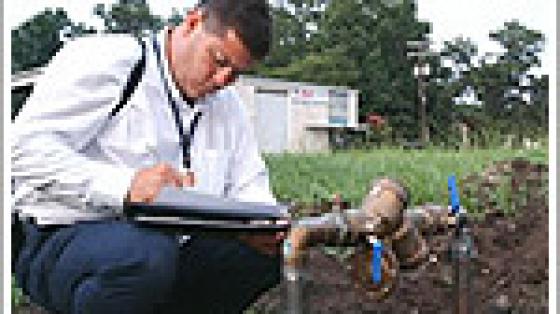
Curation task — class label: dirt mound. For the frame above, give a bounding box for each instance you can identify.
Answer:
[249,159,548,313]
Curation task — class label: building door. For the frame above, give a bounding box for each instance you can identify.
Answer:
[254,90,288,153]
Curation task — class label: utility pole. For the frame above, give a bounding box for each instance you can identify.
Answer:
[406,40,433,145]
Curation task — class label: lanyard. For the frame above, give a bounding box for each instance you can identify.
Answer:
[152,36,203,171]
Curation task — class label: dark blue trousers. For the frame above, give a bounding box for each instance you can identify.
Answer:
[15,221,281,314]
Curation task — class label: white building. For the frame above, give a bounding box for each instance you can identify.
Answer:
[234,76,360,153]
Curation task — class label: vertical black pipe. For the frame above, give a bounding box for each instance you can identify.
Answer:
[453,217,473,314]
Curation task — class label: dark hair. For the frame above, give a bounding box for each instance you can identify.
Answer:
[198,0,272,60]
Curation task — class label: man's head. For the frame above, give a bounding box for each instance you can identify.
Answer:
[168,0,271,99]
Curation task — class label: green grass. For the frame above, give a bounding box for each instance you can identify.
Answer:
[264,147,548,210]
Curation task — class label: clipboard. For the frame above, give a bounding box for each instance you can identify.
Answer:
[124,187,291,231]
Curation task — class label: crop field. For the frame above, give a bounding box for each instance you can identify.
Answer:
[264,147,548,213]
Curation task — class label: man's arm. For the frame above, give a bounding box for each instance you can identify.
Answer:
[12,35,144,214]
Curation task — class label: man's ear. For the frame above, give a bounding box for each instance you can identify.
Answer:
[181,8,206,36]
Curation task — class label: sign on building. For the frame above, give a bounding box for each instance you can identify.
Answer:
[234,76,359,153]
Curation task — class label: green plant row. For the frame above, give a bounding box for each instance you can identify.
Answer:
[264,147,548,210]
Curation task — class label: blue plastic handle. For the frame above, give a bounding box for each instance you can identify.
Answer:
[371,240,383,284]
[448,175,460,215]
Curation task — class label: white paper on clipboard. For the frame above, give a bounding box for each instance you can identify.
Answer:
[149,187,290,219]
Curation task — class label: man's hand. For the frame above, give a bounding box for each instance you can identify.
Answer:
[127,163,192,203]
[238,232,286,257]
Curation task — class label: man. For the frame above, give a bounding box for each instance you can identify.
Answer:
[12,0,284,313]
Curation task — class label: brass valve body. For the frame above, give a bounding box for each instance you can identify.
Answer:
[283,177,448,302]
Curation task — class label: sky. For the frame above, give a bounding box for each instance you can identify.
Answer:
[6,0,555,75]
[416,0,555,76]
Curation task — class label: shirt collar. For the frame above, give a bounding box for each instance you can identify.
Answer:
[156,28,194,109]
[155,28,224,115]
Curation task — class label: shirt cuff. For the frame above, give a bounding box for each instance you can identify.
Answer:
[89,165,137,214]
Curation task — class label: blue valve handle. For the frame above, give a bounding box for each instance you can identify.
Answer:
[448,175,461,215]
[371,240,383,284]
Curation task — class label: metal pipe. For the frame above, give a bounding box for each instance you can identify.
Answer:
[282,178,462,311]
[349,237,399,300]
[282,178,409,311]
[448,175,474,314]
[390,221,428,269]
[395,204,456,268]
[284,177,408,268]
[453,221,474,314]
[282,262,307,314]
[404,204,457,232]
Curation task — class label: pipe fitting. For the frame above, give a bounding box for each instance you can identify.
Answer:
[360,177,408,236]
[390,221,428,268]
[405,205,457,234]
[282,178,456,305]
[349,241,399,300]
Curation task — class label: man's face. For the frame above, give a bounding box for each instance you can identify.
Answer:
[171,15,253,99]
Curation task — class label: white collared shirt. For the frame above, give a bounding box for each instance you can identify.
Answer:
[11,31,277,224]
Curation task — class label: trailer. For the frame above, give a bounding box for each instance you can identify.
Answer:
[234,76,360,153]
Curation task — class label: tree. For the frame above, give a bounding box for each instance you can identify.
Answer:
[11,8,96,74]
[254,4,315,72]
[289,0,325,52]
[317,0,430,141]
[441,37,478,81]
[167,8,186,27]
[93,0,164,37]
[11,8,96,119]
[470,21,546,145]
[425,21,548,147]
[259,0,431,142]
[528,74,548,137]
[263,46,360,86]
[490,20,544,74]
[423,37,479,146]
